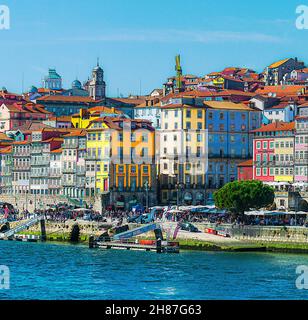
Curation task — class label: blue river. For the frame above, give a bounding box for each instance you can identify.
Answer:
[0,241,308,300]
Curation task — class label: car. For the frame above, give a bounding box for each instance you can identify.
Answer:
[180,222,199,233]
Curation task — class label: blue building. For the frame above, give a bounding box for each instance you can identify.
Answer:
[204,101,262,190]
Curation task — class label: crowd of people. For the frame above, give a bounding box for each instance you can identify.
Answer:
[1,202,308,228]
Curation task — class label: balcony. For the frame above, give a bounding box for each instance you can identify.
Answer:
[31,149,43,155]
[62,142,78,149]
[85,154,99,161]
[62,180,77,187]
[13,152,30,157]
[48,184,61,189]
[274,161,294,166]
[30,172,48,178]
[49,172,62,178]
[31,160,50,166]
[62,168,77,174]
[76,169,86,175]
[12,165,30,171]
[294,159,308,165]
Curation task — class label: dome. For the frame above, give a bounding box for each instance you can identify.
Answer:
[29,86,38,94]
[72,79,82,89]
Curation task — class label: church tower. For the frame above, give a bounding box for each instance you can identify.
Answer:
[88,59,106,100]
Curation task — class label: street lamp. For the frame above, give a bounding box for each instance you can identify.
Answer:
[144,181,149,209]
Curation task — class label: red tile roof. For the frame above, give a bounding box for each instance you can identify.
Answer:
[237,159,253,167]
[37,95,97,103]
[252,121,295,133]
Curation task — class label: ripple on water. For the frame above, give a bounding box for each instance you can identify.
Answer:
[1,242,308,300]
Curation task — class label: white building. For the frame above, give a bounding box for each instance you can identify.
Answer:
[263,102,297,123]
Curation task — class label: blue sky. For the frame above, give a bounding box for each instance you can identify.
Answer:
[0,0,307,96]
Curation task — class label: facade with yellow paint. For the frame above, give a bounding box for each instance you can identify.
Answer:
[86,119,111,196]
[108,118,157,209]
[71,106,123,129]
[274,135,294,183]
[84,116,156,208]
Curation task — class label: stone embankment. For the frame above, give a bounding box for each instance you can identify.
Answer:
[4,219,308,253]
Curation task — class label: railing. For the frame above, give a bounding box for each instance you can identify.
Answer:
[62,168,77,174]
[294,159,308,165]
[0,216,44,239]
[62,143,78,149]
[30,172,48,177]
[31,161,50,166]
[13,152,30,157]
[12,166,30,171]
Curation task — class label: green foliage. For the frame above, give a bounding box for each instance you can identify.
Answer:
[214,180,275,215]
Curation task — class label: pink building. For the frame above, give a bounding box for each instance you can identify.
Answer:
[252,134,275,182]
[0,102,52,132]
[237,159,253,181]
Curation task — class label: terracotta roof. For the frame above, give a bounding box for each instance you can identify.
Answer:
[204,101,257,111]
[37,95,97,103]
[19,121,54,132]
[256,85,306,97]
[42,137,64,143]
[109,97,146,105]
[63,129,87,137]
[13,140,31,145]
[268,58,290,69]
[252,121,295,133]
[0,133,13,141]
[50,148,62,153]
[237,159,253,167]
[0,146,12,154]
[88,106,122,114]
[48,116,72,122]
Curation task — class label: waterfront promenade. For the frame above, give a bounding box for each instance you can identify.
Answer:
[3,217,308,253]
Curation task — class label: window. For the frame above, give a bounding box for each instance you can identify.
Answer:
[197,110,202,119]
[256,141,261,149]
[186,122,191,129]
[186,110,191,118]
[263,141,268,149]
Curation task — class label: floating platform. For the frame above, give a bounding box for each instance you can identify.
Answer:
[93,240,180,253]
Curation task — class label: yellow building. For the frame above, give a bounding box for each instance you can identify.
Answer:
[86,118,112,195]
[107,118,156,209]
[71,106,123,129]
[85,117,157,208]
[274,134,295,183]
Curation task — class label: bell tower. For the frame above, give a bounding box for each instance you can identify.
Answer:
[88,59,106,100]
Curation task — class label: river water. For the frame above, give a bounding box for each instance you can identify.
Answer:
[0,241,307,300]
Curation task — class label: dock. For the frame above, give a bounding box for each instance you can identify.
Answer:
[93,239,180,253]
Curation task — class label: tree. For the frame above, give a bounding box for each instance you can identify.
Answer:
[214,180,275,216]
